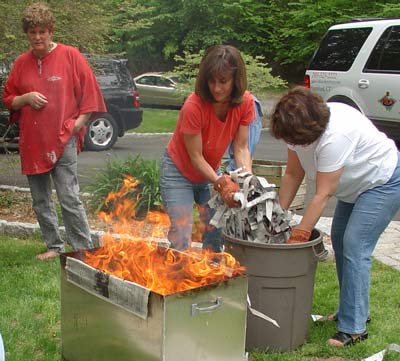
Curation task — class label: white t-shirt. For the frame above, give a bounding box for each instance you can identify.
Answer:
[288,102,398,203]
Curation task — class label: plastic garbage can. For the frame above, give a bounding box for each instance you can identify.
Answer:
[223,229,326,351]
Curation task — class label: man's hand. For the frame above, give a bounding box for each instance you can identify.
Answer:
[72,113,91,135]
[286,228,311,244]
[214,174,241,208]
[25,92,48,110]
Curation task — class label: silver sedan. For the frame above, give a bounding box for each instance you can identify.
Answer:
[134,73,190,109]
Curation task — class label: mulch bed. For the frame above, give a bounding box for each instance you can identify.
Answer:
[0,189,108,231]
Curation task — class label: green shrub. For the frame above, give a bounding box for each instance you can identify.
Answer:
[84,155,162,218]
[172,50,287,97]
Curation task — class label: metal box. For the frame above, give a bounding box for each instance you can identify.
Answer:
[60,251,248,361]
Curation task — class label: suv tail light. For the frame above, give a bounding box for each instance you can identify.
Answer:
[133,89,140,108]
[303,74,310,88]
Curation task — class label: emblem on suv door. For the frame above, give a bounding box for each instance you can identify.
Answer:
[379,92,396,110]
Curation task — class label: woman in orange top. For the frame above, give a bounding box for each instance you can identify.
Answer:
[160,45,255,251]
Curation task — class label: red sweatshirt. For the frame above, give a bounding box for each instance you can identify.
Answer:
[3,44,106,175]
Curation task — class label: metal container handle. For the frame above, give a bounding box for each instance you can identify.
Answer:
[191,297,224,316]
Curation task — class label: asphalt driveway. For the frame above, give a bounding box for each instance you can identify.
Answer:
[1,127,400,221]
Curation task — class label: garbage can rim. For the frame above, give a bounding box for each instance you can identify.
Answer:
[223,229,322,249]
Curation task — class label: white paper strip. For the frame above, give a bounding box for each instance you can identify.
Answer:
[362,344,400,361]
[311,314,328,322]
[248,306,280,328]
[247,295,280,328]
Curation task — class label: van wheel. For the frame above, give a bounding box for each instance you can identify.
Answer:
[84,113,118,151]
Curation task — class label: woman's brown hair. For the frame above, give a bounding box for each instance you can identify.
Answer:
[22,3,55,33]
[270,86,330,145]
[195,45,247,106]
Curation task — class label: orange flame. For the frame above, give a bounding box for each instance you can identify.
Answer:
[83,175,245,296]
[96,175,170,238]
[84,238,244,296]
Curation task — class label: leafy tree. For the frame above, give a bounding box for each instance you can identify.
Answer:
[49,0,111,53]
[2,0,400,83]
[0,0,110,63]
[108,0,271,75]
[108,0,400,81]
[265,0,400,80]
[106,2,154,72]
[0,1,29,62]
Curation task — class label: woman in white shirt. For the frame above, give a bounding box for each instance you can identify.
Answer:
[270,86,400,347]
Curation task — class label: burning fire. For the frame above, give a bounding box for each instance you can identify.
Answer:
[84,238,244,296]
[83,175,245,296]
[96,175,169,238]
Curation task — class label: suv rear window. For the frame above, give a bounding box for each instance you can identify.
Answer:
[85,55,133,89]
[308,27,372,71]
[364,26,400,73]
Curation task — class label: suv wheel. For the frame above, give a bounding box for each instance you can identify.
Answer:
[84,113,118,151]
[329,97,361,112]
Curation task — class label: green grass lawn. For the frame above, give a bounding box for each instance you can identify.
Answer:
[133,107,179,133]
[132,89,286,134]
[1,234,400,361]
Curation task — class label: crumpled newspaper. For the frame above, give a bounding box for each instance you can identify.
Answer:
[208,169,293,244]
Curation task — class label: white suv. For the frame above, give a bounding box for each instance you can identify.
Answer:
[304,18,400,143]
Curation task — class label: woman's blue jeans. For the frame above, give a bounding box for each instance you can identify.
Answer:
[331,153,400,334]
[160,150,222,252]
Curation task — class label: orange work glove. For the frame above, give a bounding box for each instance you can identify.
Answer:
[214,174,241,208]
[286,228,311,244]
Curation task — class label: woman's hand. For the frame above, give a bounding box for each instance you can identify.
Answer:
[286,228,311,243]
[214,174,241,207]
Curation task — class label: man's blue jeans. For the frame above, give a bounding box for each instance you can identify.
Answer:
[27,137,93,253]
[331,153,400,334]
[160,150,222,252]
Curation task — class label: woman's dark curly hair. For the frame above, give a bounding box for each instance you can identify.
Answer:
[22,3,55,33]
[270,86,330,145]
[195,45,247,107]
